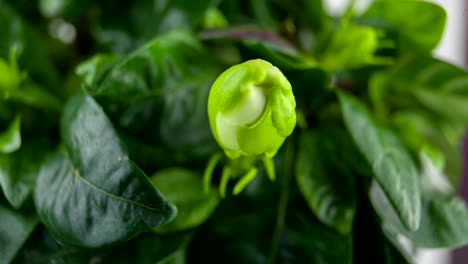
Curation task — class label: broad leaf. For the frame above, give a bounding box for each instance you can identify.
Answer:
[295,129,356,235]
[370,56,468,186]
[0,115,21,154]
[14,226,193,264]
[75,54,121,90]
[151,168,220,233]
[199,26,317,69]
[363,0,446,52]
[0,203,38,264]
[279,201,353,264]
[0,139,49,208]
[34,89,176,248]
[371,152,468,249]
[93,30,219,159]
[338,92,421,230]
[95,0,218,52]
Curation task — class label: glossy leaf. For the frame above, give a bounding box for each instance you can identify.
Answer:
[199,27,317,69]
[364,0,446,52]
[338,92,421,231]
[295,129,356,235]
[371,152,468,249]
[151,168,219,233]
[34,89,176,248]
[95,0,217,52]
[0,203,38,264]
[13,226,192,264]
[93,30,219,159]
[0,139,49,208]
[75,54,121,90]
[0,115,21,154]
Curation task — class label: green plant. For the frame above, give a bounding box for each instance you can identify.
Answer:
[1,0,467,263]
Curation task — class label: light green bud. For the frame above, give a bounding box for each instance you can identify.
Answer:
[208,59,296,159]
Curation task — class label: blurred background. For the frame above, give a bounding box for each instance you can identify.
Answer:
[323,1,467,263]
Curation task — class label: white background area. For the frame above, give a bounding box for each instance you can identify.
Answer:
[324,0,466,264]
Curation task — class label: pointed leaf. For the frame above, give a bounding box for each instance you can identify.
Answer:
[338,92,421,230]
[295,129,356,235]
[0,115,21,154]
[34,89,176,248]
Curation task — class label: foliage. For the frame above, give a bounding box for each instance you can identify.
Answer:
[0,0,467,263]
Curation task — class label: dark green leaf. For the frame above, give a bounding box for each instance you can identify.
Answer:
[95,0,218,52]
[0,139,49,208]
[371,171,468,248]
[364,0,446,52]
[34,89,176,248]
[93,30,219,159]
[39,0,92,18]
[75,54,121,90]
[151,168,220,233]
[279,200,353,264]
[0,203,38,264]
[370,56,468,186]
[295,129,356,235]
[0,115,20,154]
[0,1,59,90]
[14,226,192,264]
[199,27,317,69]
[338,92,421,231]
[10,81,62,111]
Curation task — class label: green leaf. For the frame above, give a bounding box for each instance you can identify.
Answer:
[279,202,353,264]
[295,129,356,235]
[34,88,176,248]
[411,196,468,248]
[198,26,317,69]
[370,55,468,121]
[0,115,21,154]
[364,0,446,52]
[9,81,62,111]
[318,22,386,70]
[372,151,466,249]
[14,226,193,264]
[39,0,92,18]
[0,203,38,264]
[95,0,218,52]
[0,139,49,208]
[0,2,59,90]
[75,54,121,90]
[338,92,421,231]
[93,30,219,159]
[151,168,220,234]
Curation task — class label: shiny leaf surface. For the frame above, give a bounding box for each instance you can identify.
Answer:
[295,129,356,235]
[339,92,421,231]
[34,89,176,248]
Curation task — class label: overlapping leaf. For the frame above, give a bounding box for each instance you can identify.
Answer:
[34,89,176,248]
[338,92,421,231]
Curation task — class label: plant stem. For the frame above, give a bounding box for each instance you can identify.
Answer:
[267,138,295,264]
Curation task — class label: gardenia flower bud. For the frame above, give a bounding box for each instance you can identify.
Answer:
[208,59,296,159]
